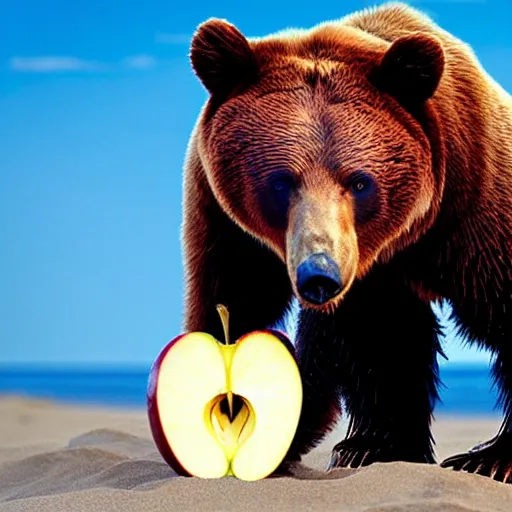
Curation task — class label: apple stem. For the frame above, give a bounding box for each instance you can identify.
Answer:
[216,304,231,346]
[216,304,234,419]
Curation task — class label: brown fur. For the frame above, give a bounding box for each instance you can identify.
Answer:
[182,2,512,482]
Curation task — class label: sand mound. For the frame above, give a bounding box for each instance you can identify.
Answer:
[1,396,511,512]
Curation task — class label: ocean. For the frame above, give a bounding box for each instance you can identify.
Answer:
[0,362,502,416]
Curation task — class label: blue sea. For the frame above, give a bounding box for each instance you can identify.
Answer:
[0,362,502,416]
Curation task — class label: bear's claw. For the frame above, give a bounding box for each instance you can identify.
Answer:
[440,432,512,484]
[327,435,386,470]
[327,434,436,470]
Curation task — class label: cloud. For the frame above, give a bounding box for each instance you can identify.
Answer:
[155,32,191,45]
[9,54,166,73]
[9,56,105,72]
[408,0,486,3]
[122,54,157,70]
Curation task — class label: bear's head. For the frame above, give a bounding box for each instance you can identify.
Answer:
[189,18,446,311]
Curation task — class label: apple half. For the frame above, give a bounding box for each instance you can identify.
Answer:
[147,305,302,481]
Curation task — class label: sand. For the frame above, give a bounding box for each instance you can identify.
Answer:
[1,396,512,511]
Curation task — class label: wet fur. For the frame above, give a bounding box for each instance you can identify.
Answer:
[182,2,512,482]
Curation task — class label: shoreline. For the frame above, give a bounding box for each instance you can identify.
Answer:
[0,391,503,418]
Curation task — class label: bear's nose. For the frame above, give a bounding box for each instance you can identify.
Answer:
[296,252,342,305]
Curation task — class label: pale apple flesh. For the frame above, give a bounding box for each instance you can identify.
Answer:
[147,329,302,481]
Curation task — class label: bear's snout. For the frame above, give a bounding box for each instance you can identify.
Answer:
[296,252,342,305]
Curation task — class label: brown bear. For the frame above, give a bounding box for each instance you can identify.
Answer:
[180,1,512,483]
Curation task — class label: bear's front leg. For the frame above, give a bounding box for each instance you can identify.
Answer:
[279,306,344,467]
[290,267,443,470]
[181,155,293,346]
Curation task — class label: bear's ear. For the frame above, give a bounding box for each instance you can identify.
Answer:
[190,19,259,97]
[370,33,444,105]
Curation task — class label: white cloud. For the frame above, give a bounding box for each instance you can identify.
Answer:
[408,0,486,3]
[9,54,166,73]
[155,32,191,45]
[9,56,105,72]
[123,54,157,70]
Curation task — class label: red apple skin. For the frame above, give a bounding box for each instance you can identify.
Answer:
[146,328,297,478]
[147,333,192,477]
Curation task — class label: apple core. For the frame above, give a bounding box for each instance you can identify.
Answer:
[207,393,256,468]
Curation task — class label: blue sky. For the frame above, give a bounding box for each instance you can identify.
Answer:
[1,0,510,366]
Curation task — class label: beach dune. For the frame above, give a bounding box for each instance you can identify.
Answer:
[1,396,511,511]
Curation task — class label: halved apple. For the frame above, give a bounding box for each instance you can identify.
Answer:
[147,305,302,481]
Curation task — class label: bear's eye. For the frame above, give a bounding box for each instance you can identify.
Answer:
[258,171,296,230]
[350,173,373,195]
[347,172,379,224]
[273,180,286,192]
[353,180,366,192]
[270,172,296,195]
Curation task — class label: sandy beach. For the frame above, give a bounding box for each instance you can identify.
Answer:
[1,395,511,511]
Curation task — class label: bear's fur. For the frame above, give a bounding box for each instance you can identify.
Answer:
[181,2,512,482]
